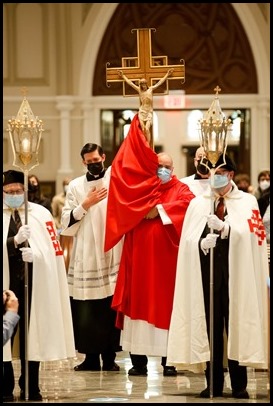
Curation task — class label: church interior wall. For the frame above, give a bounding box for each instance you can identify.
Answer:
[3,3,270,195]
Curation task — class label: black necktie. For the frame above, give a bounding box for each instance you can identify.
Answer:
[14,209,23,230]
[215,197,225,220]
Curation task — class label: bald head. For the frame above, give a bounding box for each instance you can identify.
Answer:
[195,147,206,161]
[157,152,173,168]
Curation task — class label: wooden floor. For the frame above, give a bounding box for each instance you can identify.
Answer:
[7,351,270,403]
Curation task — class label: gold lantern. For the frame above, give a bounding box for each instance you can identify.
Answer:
[7,96,44,171]
[198,85,232,168]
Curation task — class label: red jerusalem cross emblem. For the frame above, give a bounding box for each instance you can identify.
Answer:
[46,221,64,255]
[247,209,266,245]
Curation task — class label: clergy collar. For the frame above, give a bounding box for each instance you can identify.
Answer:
[86,169,106,182]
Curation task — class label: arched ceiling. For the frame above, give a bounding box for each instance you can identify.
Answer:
[93,3,257,96]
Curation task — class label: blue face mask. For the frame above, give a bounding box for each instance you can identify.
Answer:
[157,167,172,184]
[3,193,24,209]
[212,174,229,189]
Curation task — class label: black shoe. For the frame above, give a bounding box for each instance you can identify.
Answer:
[20,391,43,401]
[163,366,177,376]
[74,361,101,371]
[232,389,249,399]
[102,362,120,371]
[128,366,147,376]
[3,394,14,402]
[200,387,223,398]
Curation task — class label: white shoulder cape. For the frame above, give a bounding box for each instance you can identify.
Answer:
[3,202,76,361]
[180,174,211,196]
[167,186,269,370]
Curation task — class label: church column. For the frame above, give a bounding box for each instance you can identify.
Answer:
[55,96,74,192]
[251,97,270,184]
[257,98,270,169]
[81,99,101,146]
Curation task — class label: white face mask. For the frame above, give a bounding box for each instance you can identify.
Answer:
[157,167,172,184]
[259,180,270,191]
[3,193,24,208]
[212,174,229,189]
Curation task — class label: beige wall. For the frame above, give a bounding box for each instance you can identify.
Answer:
[3,3,270,193]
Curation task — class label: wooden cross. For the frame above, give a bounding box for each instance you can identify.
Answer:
[106,28,185,95]
[106,28,185,148]
[214,85,221,96]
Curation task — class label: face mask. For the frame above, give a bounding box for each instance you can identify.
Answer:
[212,174,229,189]
[87,161,104,176]
[196,159,210,175]
[28,184,39,193]
[259,180,270,191]
[3,193,24,209]
[157,167,172,184]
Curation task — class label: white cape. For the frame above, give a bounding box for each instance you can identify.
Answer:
[180,174,211,196]
[3,202,76,362]
[167,185,269,371]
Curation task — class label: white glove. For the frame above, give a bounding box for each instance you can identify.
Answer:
[201,233,219,252]
[20,247,33,263]
[14,225,31,245]
[207,214,225,231]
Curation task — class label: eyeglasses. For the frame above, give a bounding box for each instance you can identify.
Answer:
[3,189,24,195]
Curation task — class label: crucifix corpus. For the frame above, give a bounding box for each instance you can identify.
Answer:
[106,28,185,148]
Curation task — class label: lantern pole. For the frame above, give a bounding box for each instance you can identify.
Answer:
[198,86,232,399]
[7,92,44,401]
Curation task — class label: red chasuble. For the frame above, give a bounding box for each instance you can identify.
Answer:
[104,114,162,252]
[105,114,195,330]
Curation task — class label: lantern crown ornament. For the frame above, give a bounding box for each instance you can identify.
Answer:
[198,86,232,167]
[7,96,44,170]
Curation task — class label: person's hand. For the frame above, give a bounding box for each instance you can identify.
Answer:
[144,207,158,219]
[201,233,219,251]
[207,214,225,231]
[3,290,19,313]
[20,247,33,263]
[82,187,107,210]
[14,225,31,245]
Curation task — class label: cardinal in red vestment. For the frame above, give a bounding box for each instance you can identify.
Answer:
[104,114,195,358]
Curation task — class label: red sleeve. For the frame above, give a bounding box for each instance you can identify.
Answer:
[104,114,162,251]
[162,181,195,237]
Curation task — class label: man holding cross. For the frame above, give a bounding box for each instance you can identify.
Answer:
[105,27,189,376]
[104,114,195,376]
